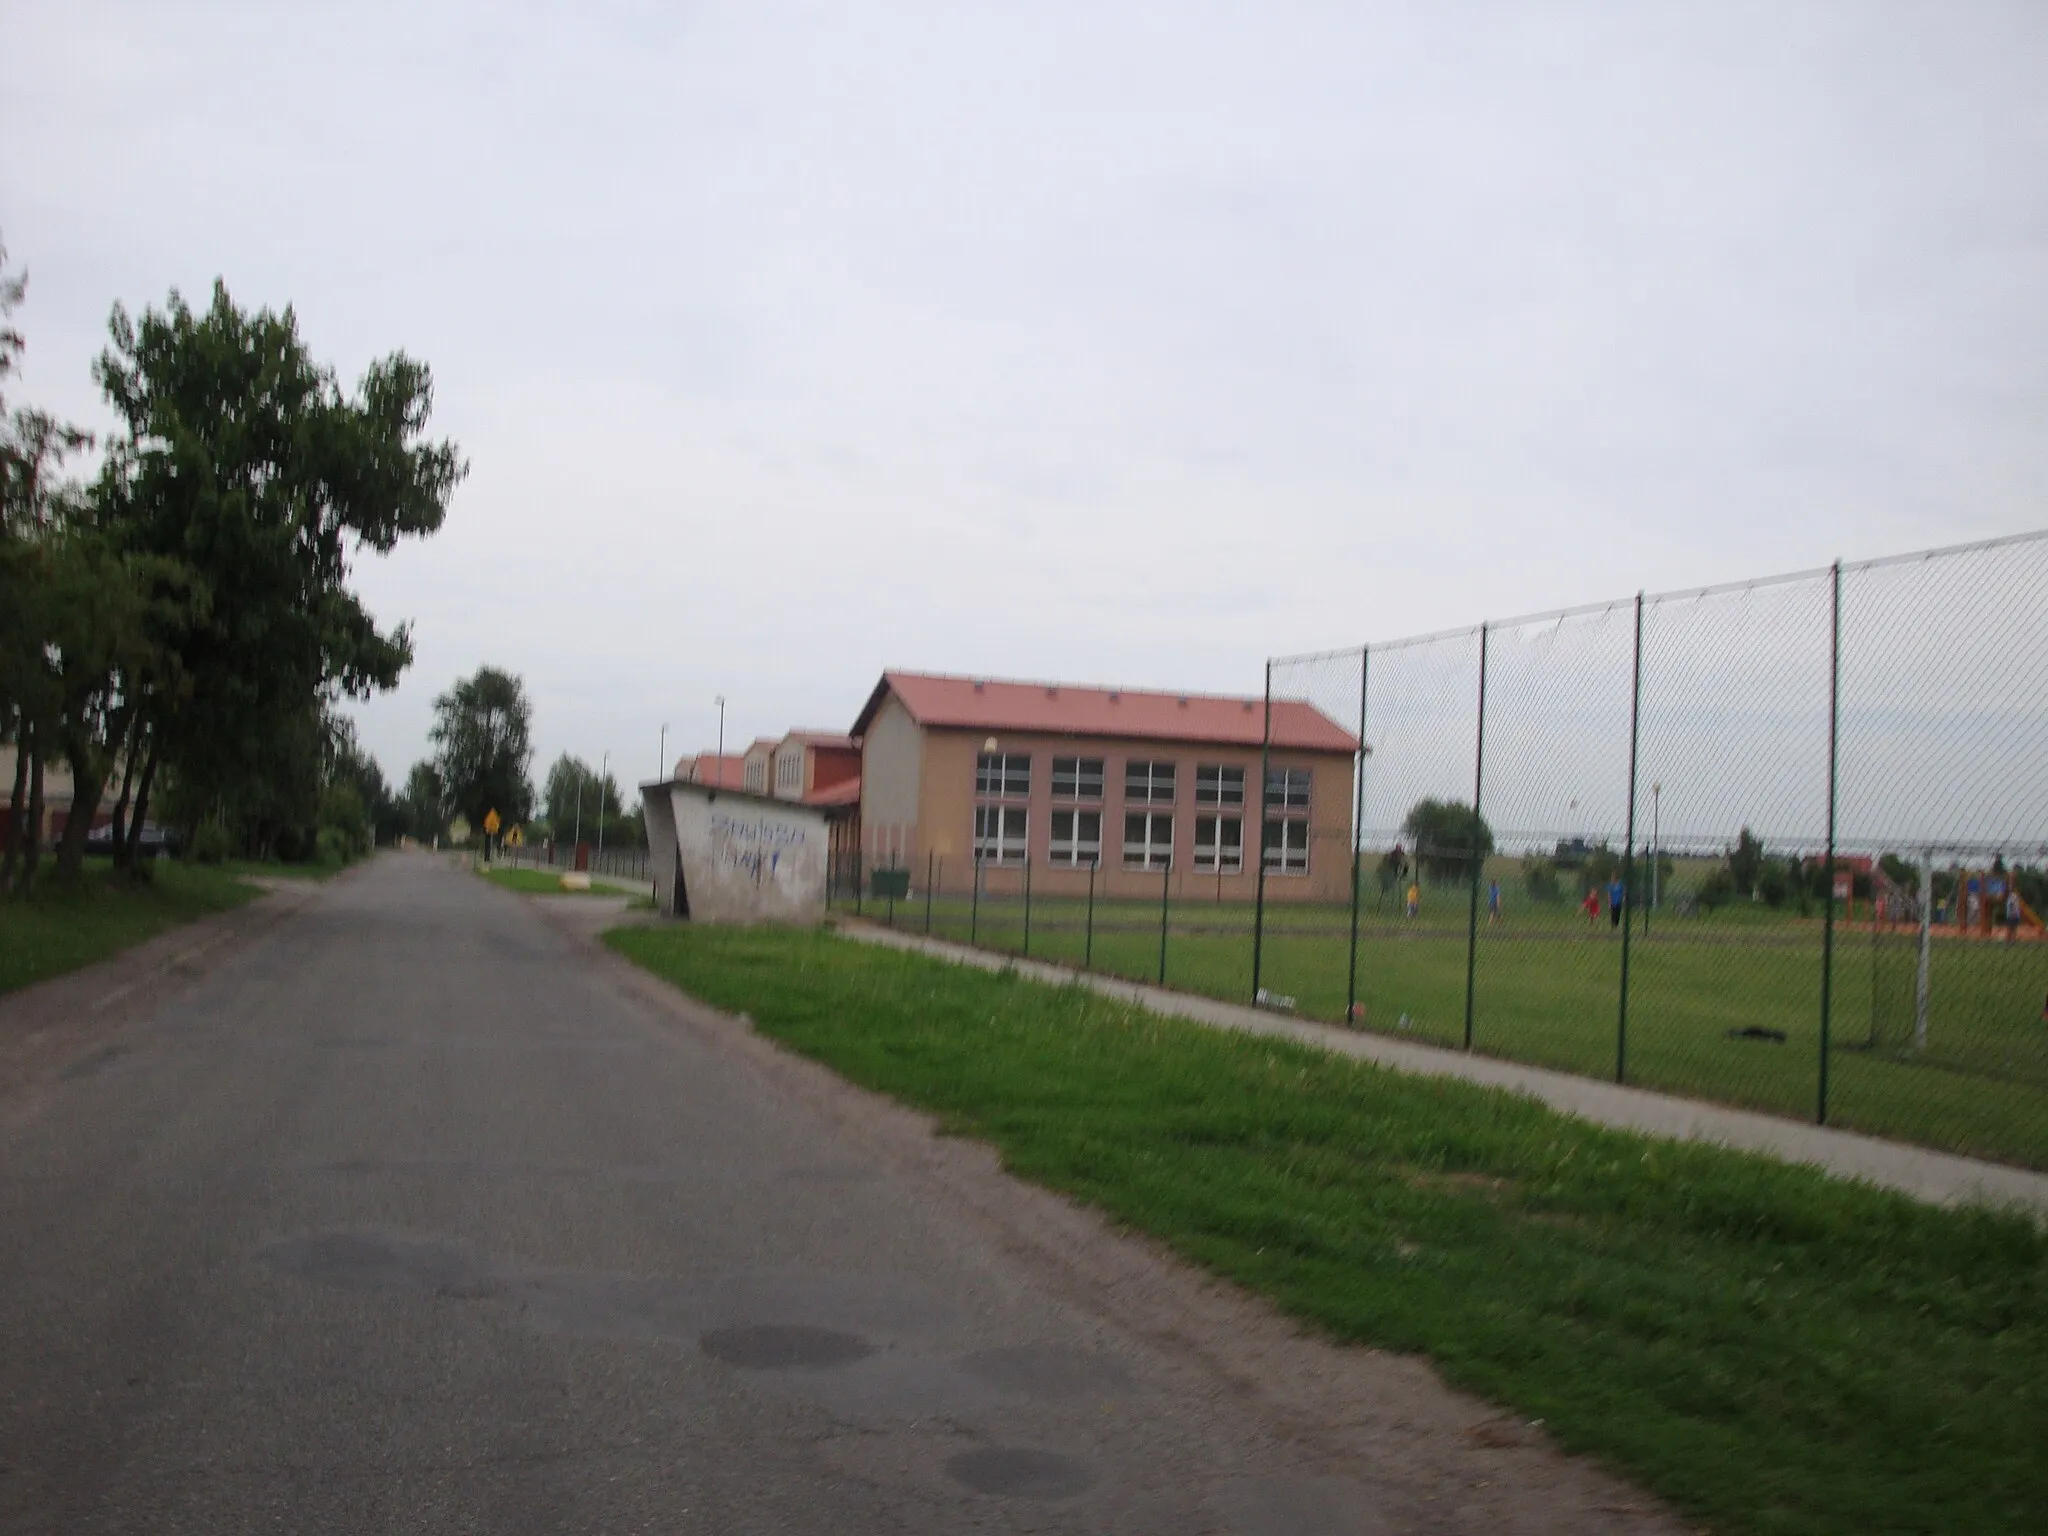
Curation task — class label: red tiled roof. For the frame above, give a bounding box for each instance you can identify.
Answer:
[803,779,862,808]
[783,730,857,750]
[682,754,748,789]
[851,671,1358,753]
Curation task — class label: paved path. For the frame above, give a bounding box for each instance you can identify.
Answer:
[0,853,1680,1535]
[842,922,2048,1218]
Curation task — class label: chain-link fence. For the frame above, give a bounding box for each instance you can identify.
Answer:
[1267,532,2048,1170]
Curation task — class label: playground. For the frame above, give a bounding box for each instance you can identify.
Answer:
[843,863,2048,1172]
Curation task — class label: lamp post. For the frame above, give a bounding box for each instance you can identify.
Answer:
[715,696,726,767]
[659,723,668,780]
[1651,781,1662,912]
[572,771,584,857]
[597,750,610,858]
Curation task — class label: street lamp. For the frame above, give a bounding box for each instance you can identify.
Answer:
[715,696,726,769]
[597,750,610,858]
[659,723,668,780]
[1651,782,1662,911]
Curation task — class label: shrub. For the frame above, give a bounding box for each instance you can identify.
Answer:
[1695,865,1736,911]
[1523,858,1562,903]
[315,826,353,867]
[187,819,232,865]
[1758,858,1790,909]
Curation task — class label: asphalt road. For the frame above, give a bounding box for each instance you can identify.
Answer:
[0,854,1668,1535]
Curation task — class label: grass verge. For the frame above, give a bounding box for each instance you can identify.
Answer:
[0,860,261,995]
[480,867,618,896]
[606,923,2047,1536]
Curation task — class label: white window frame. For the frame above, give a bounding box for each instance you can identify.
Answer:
[1263,817,1309,875]
[1193,815,1243,874]
[774,750,803,798]
[1050,756,1105,802]
[1125,760,1176,806]
[744,759,768,794]
[1123,811,1174,871]
[973,804,1028,865]
[1048,809,1102,868]
[1265,767,1311,812]
[1195,764,1245,806]
[975,752,1030,799]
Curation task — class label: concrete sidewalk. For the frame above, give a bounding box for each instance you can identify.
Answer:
[836,920,2048,1219]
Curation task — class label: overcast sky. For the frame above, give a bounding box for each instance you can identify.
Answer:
[6,1,2045,795]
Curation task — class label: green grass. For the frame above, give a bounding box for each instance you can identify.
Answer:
[864,889,2048,1169]
[214,857,344,881]
[607,923,2048,1536]
[479,867,617,896]
[0,859,262,995]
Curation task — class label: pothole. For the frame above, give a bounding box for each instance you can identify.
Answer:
[945,1446,1096,1500]
[699,1323,874,1371]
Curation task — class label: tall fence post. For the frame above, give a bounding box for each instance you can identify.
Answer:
[970,854,981,946]
[1085,857,1097,969]
[1462,625,1490,1052]
[1346,646,1369,1027]
[1818,560,1842,1124]
[925,851,935,934]
[1252,662,1273,1000]
[1157,858,1171,985]
[1617,592,1644,1083]
[1023,857,1033,957]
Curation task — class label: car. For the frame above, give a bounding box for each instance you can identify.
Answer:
[83,820,181,858]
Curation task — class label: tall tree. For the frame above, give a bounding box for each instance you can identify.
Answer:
[1400,797,1495,884]
[400,760,446,844]
[82,280,463,875]
[431,667,533,831]
[540,753,622,842]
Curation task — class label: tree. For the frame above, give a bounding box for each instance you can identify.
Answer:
[82,279,463,872]
[541,753,620,843]
[1400,798,1494,884]
[1728,827,1765,897]
[431,667,533,831]
[400,760,445,843]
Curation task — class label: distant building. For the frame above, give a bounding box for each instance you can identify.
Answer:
[849,671,1359,902]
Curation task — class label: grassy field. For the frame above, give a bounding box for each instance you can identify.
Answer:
[480,866,619,896]
[854,884,2048,1170]
[0,860,261,995]
[606,924,2048,1536]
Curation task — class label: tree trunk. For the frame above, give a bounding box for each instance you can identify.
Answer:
[53,737,106,886]
[19,737,44,896]
[107,712,142,873]
[1,727,28,895]
[126,749,159,872]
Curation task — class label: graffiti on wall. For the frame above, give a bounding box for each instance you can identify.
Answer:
[707,811,810,886]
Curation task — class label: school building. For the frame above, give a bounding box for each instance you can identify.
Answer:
[849,671,1360,903]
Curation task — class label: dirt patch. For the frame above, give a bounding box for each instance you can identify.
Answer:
[595,928,1692,1536]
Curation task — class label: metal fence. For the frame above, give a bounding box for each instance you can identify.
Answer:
[830,532,2048,1172]
[497,839,651,884]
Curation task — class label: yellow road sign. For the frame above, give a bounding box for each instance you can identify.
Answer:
[483,809,502,836]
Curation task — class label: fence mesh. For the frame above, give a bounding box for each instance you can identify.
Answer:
[818,532,2047,1172]
[1261,533,2048,1170]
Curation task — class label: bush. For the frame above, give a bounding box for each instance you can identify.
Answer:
[315,826,353,867]
[1758,858,1790,909]
[1695,865,1736,911]
[1523,858,1562,903]
[187,819,233,865]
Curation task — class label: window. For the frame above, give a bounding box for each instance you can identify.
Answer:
[1051,756,1104,801]
[774,751,803,797]
[1194,815,1242,874]
[1048,810,1102,868]
[1123,812,1173,871]
[1263,818,1309,875]
[974,805,1027,864]
[1265,767,1311,811]
[1196,764,1245,806]
[744,759,767,794]
[1125,760,1176,805]
[975,752,1030,798]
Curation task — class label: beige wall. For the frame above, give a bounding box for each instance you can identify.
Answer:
[903,724,1355,903]
[859,697,923,867]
